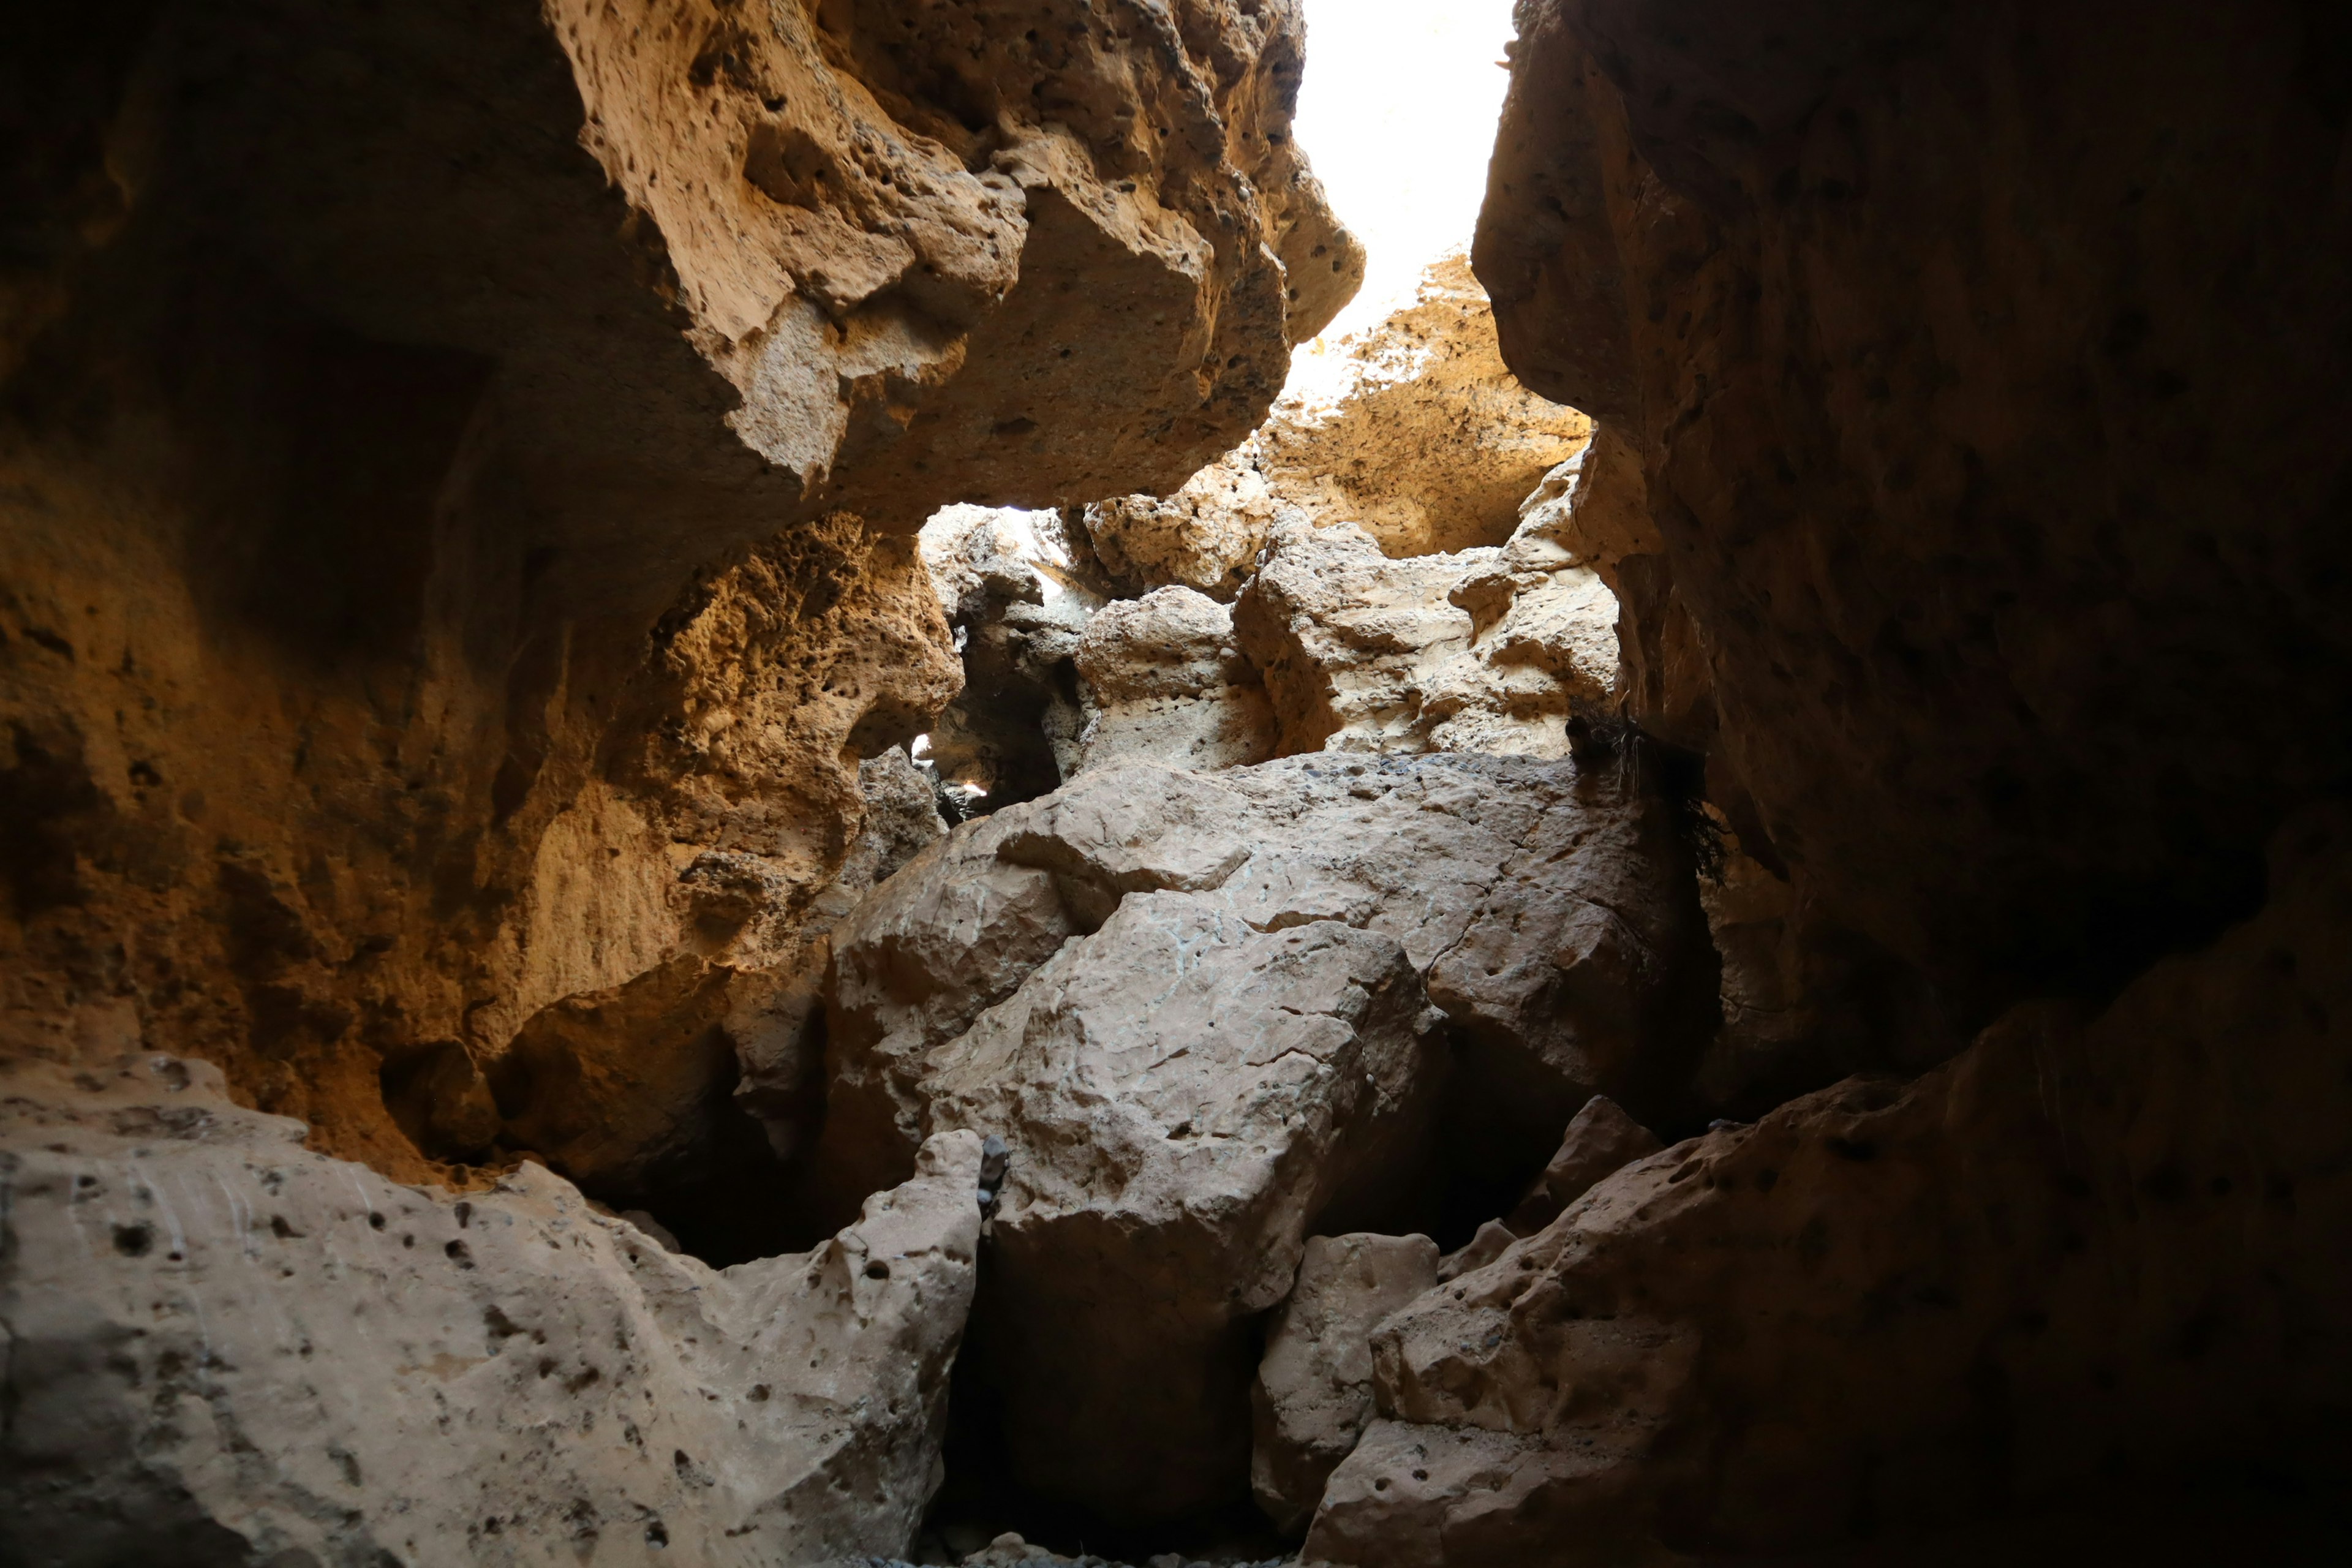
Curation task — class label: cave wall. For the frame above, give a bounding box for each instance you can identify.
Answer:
[0,0,1354,1184]
[1476,0,2352,1023]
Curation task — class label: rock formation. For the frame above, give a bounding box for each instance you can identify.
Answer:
[1,0,1352,1187]
[1304,805,2352,1565]
[0,1050,986,1564]
[10,0,2352,1561]
[1252,1233,1442,1536]
[780,748,1716,1528]
[1234,514,1618,761]
[1084,255,1594,591]
[1072,587,1278,775]
[1476,0,2352,1023]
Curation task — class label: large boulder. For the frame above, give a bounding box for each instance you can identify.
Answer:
[932,893,1444,1526]
[1071,586,1278,775]
[785,749,1715,1526]
[1234,518,1618,761]
[0,1052,987,1564]
[1302,806,2352,1565]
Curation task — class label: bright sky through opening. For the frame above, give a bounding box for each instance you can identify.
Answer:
[1291,0,1520,358]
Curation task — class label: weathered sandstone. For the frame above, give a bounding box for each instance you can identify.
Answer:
[1234,518,1617,761]
[786,748,1713,1526]
[1,0,1350,1198]
[0,1052,986,1563]
[1252,1232,1442,1536]
[1477,0,2352,1020]
[1303,806,2352,1566]
[1083,255,1594,592]
[1071,587,1278,775]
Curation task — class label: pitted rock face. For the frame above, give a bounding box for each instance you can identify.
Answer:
[1251,1232,1443,1536]
[0,1054,988,1565]
[1234,509,1618,764]
[1071,587,1278,775]
[1,0,1349,1188]
[1082,254,1593,590]
[1302,808,2352,1566]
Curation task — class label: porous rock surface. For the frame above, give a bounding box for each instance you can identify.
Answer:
[1234,511,1619,762]
[1084,255,1593,592]
[0,1052,987,1564]
[1252,1233,1442,1536]
[1301,807,2352,1566]
[1071,586,1278,775]
[778,748,1714,1526]
[2,0,1351,1192]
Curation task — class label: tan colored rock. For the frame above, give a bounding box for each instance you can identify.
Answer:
[1,0,1348,1195]
[1263,254,1592,558]
[990,753,1714,1149]
[1503,1095,1662,1237]
[0,1052,986,1564]
[1253,1233,1443,1536]
[1303,806,2352,1564]
[1072,587,1277,775]
[1234,517,1618,761]
[1082,442,1302,602]
[795,811,1081,1231]
[1080,254,1591,597]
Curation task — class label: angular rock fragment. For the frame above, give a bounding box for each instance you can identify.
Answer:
[1502,1095,1661,1236]
[1071,586,1278,775]
[1253,1232,1443,1536]
[0,1054,987,1564]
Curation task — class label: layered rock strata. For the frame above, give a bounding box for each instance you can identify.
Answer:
[0,1052,987,1563]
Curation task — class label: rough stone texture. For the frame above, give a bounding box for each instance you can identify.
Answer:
[1260,254,1592,559]
[932,894,1443,1527]
[795,749,1713,1527]
[1234,518,1618,762]
[1502,1095,1660,1237]
[1081,254,1594,594]
[1302,806,2352,1566]
[0,1052,987,1564]
[1253,1232,1442,1536]
[920,506,1104,812]
[1071,587,1278,775]
[1082,440,1300,602]
[1,0,1348,1194]
[1476,0,2352,1020]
